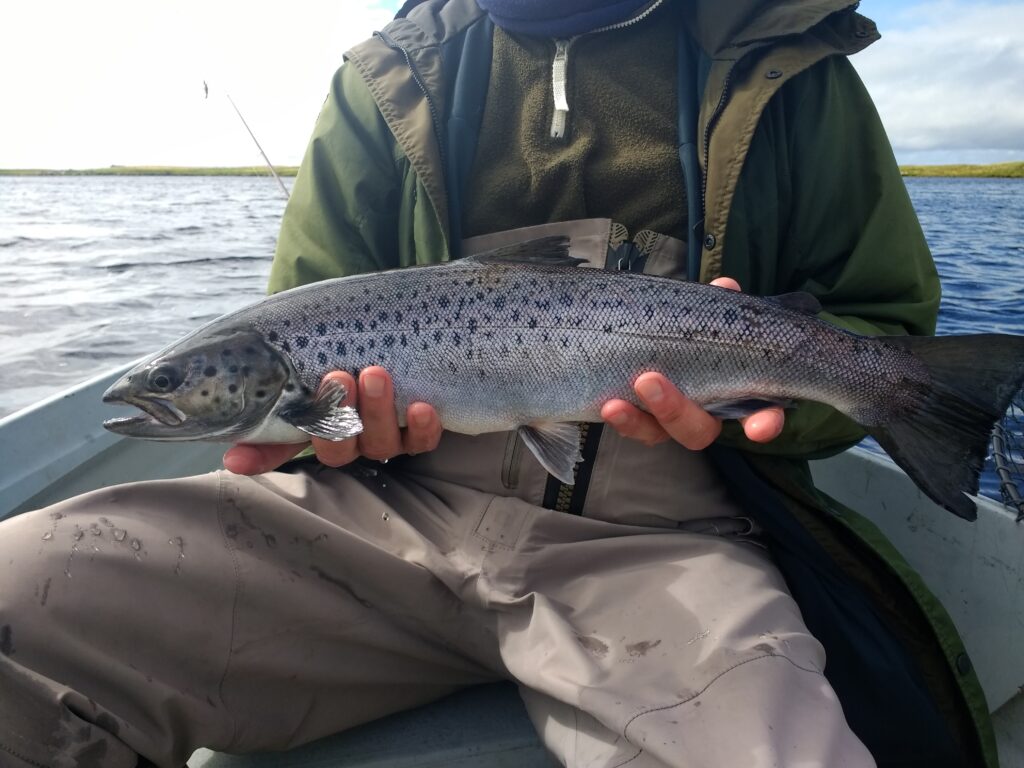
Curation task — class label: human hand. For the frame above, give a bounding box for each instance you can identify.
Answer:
[222,366,443,475]
[600,277,785,450]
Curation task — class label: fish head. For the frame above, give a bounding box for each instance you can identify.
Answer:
[102,326,292,440]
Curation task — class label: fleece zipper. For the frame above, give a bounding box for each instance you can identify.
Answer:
[548,0,666,139]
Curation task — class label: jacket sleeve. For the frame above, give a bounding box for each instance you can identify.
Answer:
[719,54,941,458]
[268,63,403,294]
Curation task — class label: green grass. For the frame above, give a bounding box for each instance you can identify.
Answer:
[2,161,1022,179]
[0,165,300,177]
[899,162,1024,178]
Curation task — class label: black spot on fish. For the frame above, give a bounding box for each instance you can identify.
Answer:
[723,309,738,323]
[356,345,365,355]
[367,339,376,350]
[228,384,238,394]
[433,330,443,343]
[353,320,364,332]
[412,319,420,334]
[336,342,347,355]
[268,331,279,342]
[295,336,309,349]
[369,320,378,330]
[283,319,291,327]
[467,318,478,333]
[317,352,328,365]
[377,311,389,322]
[204,366,217,377]
[244,347,256,355]
[394,310,403,323]
[383,335,395,348]
[201,390,209,397]
[242,366,250,376]
[316,322,327,336]
[229,365,238,373]
[256,390,266,399]
[400,333,408,347]
[528,318,538,329]
[336,319,345,329]
[281,341,291,353]
[452,332,462,346]
[284,384,295,392]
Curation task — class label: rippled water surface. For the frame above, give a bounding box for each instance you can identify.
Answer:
[1,175,1022,501]
[1,176,283,414]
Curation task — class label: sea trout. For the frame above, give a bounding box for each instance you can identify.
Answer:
[102,237,1024,520]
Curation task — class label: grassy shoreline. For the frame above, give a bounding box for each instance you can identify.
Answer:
[0,165,300,177]
[0,162,1021,178]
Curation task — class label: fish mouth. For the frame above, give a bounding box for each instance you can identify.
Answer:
[102,390,188,432]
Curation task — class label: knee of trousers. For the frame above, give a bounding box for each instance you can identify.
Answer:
[0,474,233,675]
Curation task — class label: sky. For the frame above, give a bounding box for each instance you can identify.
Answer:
[0,0,1021,169]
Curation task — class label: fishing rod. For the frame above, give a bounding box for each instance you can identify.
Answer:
[206,81,291,201]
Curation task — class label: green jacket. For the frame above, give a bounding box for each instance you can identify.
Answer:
[269,0,995,764]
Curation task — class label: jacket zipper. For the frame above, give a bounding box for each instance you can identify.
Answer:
[376,30,447,171]
[549,0,666,139]
[700,66,733,220]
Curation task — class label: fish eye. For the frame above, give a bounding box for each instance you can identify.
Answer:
[147,365,182,393]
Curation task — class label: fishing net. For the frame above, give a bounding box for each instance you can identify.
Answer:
[991,391,1024,522]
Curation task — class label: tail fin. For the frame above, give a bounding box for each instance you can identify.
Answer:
[870,334,1024,521]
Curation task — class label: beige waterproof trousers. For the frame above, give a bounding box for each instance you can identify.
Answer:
[0,431,874,768]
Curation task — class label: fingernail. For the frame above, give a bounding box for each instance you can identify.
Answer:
[606,410,628,426]
[363,373,385,398]
[410,407,431,429]
[636,378,663,403]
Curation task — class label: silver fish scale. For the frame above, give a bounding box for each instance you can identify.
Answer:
[236,261,924,432]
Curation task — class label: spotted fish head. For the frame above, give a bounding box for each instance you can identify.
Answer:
[102,326,291,440]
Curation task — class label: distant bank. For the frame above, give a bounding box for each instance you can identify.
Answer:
[0,162,1021,178]
[0,166,301,177]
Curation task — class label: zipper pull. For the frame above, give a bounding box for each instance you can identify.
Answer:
[551,39,570,139]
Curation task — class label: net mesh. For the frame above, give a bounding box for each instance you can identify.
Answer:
[991,391,1024,522]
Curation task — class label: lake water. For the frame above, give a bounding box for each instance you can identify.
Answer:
[1,175,1022,501]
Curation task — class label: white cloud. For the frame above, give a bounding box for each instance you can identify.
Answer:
[0,1,396,168]
[853,1,1024,163]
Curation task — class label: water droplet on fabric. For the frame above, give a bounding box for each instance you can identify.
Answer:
[72,530,84,541]
[113,529,127,542]
[42,532,54,541]
[130,539,142,551]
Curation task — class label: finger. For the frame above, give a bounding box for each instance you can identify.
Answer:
[403,402,443,455]
[311,371,361,467]
[601,399,671,446]
[356,366,404,461]
[223,442,307,475]
[740,406,786,444]
[633,373,722,450]
[710,276,741,292]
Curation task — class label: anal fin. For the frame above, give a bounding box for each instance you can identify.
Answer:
[518,422,583,485]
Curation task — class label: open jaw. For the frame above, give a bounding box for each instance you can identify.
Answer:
[102,396,187,432]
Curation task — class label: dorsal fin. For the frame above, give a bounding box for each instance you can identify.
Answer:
[466,236,583,267]
[767,292,822,315]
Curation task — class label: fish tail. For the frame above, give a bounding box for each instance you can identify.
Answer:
[868,334,1024,521]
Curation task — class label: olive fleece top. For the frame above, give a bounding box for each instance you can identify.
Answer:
[463,2,687,243]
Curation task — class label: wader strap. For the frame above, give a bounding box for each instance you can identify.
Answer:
[676,25,707,282]
[445,16,494,258]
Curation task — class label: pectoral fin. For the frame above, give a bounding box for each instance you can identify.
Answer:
[518,422,583,484]
[280,378,363,441]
